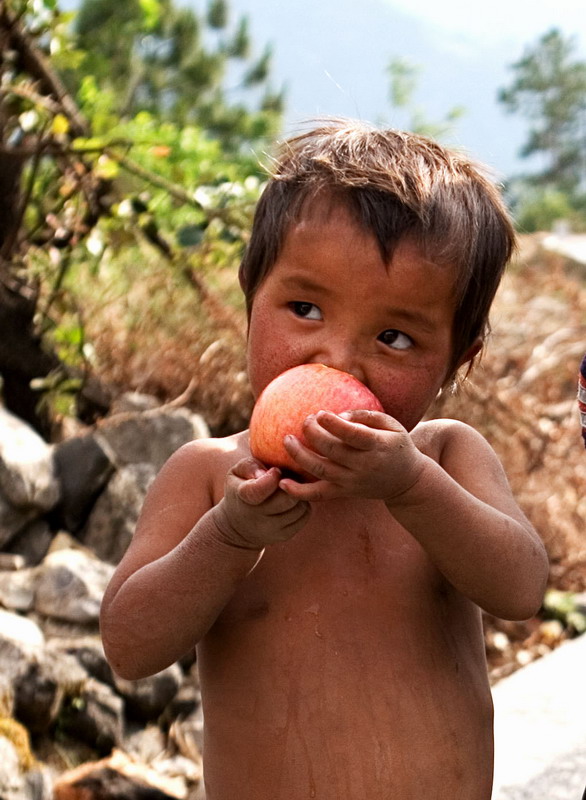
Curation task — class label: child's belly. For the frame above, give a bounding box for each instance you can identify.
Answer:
[197,499,494,800]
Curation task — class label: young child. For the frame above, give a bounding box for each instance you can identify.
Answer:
[101,121,549,800]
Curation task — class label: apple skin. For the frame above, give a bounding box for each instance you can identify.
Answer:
[249,364,384,479]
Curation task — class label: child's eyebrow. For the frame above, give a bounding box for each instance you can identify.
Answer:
[280,275,329,294]
[384,308,440,334]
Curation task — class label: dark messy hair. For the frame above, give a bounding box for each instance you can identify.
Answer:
[239,119,516,379]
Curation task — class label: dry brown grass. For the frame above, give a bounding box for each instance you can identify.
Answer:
[432,236,586,592]
[85,233,585,680]
[83,250,253,436]
[90,234,585,579]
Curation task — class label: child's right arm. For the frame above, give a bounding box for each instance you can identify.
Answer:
[100,439,310,680]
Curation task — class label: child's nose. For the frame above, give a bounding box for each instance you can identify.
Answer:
[309,342,366,384]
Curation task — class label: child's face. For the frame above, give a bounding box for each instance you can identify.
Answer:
[247,200,467,432]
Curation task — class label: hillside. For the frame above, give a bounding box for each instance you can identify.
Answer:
[91,231,586,578]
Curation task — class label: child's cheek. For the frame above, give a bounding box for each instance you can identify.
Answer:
[247,326,303,399]
[374,372,443,432]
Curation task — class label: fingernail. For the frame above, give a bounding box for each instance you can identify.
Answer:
[339,411,352,419]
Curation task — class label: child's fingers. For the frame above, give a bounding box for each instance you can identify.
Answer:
[304,409,400,454]
[279,476,339,503]
[283,434,345,483]
[305,411,377,452]
[237,472,312,517]
[339,408,405,433]
[274,497,312,528]
[263,488,311,517]
[232,464,282,505]
[299,415,353,462]
[231,456,273,481]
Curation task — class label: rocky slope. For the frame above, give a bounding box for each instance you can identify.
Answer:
[0,395,208,799]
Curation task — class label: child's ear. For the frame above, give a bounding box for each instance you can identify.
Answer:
[456,337,483,370]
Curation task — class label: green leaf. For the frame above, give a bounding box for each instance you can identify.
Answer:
[177,223,207,247]
[51,113,70,136]
[34,0,58,12]
[207,0,227,29]
[71,136,108,151]
[138,0,161,31]
[95,155,120,180]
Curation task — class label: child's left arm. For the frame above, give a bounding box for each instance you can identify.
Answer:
[280,411,549,620]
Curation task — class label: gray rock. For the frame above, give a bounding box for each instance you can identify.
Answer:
[0,565,37,611]
[57,677,124,754]
[0,730,53,800]
[80,463,158,564]
[14,648,87,736]
[110,392,161,414]
[160,681,201,727]
[0,491,37,549]
[34,548,115,623]
[52,434,115,533]
[0,610,45,724]
[124,723,167,762]
[0,407,60,511]
[168,703,204,764]
[6,520,53,566]
[114,663,183,723]
[149,753,202,795]
[48,635,114,688]
[0,554,25,570]
[0,735,27,800]
[95,407,209,472]
[0,610,45,686]
[24,768,54,800]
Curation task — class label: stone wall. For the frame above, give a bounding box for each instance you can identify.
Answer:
[0,395,211,799]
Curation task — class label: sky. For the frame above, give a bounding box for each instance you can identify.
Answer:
[384,0,586,48]
[217,0,586,178]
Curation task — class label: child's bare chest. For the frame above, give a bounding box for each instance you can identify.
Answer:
[206,497,465,673]
[197,498,492,800]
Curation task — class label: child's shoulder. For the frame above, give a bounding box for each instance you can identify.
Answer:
[164,429,250,475]
[412,417,494,466]
[142,430,250,515]
[412,418,526,524]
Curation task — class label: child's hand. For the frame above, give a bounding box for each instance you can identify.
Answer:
[213,456,311,550]
[278,409,426,502]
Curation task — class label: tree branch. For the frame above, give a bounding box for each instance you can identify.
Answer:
[0,4,89,138]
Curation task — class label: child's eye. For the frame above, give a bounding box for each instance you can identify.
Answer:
[378,329,413,350]
[289,302,323,320]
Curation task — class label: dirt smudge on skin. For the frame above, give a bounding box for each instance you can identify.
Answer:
[358,527,375,568]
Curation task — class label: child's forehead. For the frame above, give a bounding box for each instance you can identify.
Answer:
[290,190,357,228]
[279,216,460,304]
[285,193,456,272]
[284,194,378,254]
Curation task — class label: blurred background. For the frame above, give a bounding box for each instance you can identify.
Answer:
[0,1,585,796]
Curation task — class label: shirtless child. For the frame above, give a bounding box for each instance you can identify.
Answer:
[101,121,549,800]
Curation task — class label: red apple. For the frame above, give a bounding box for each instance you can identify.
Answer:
[249,364,384,479]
